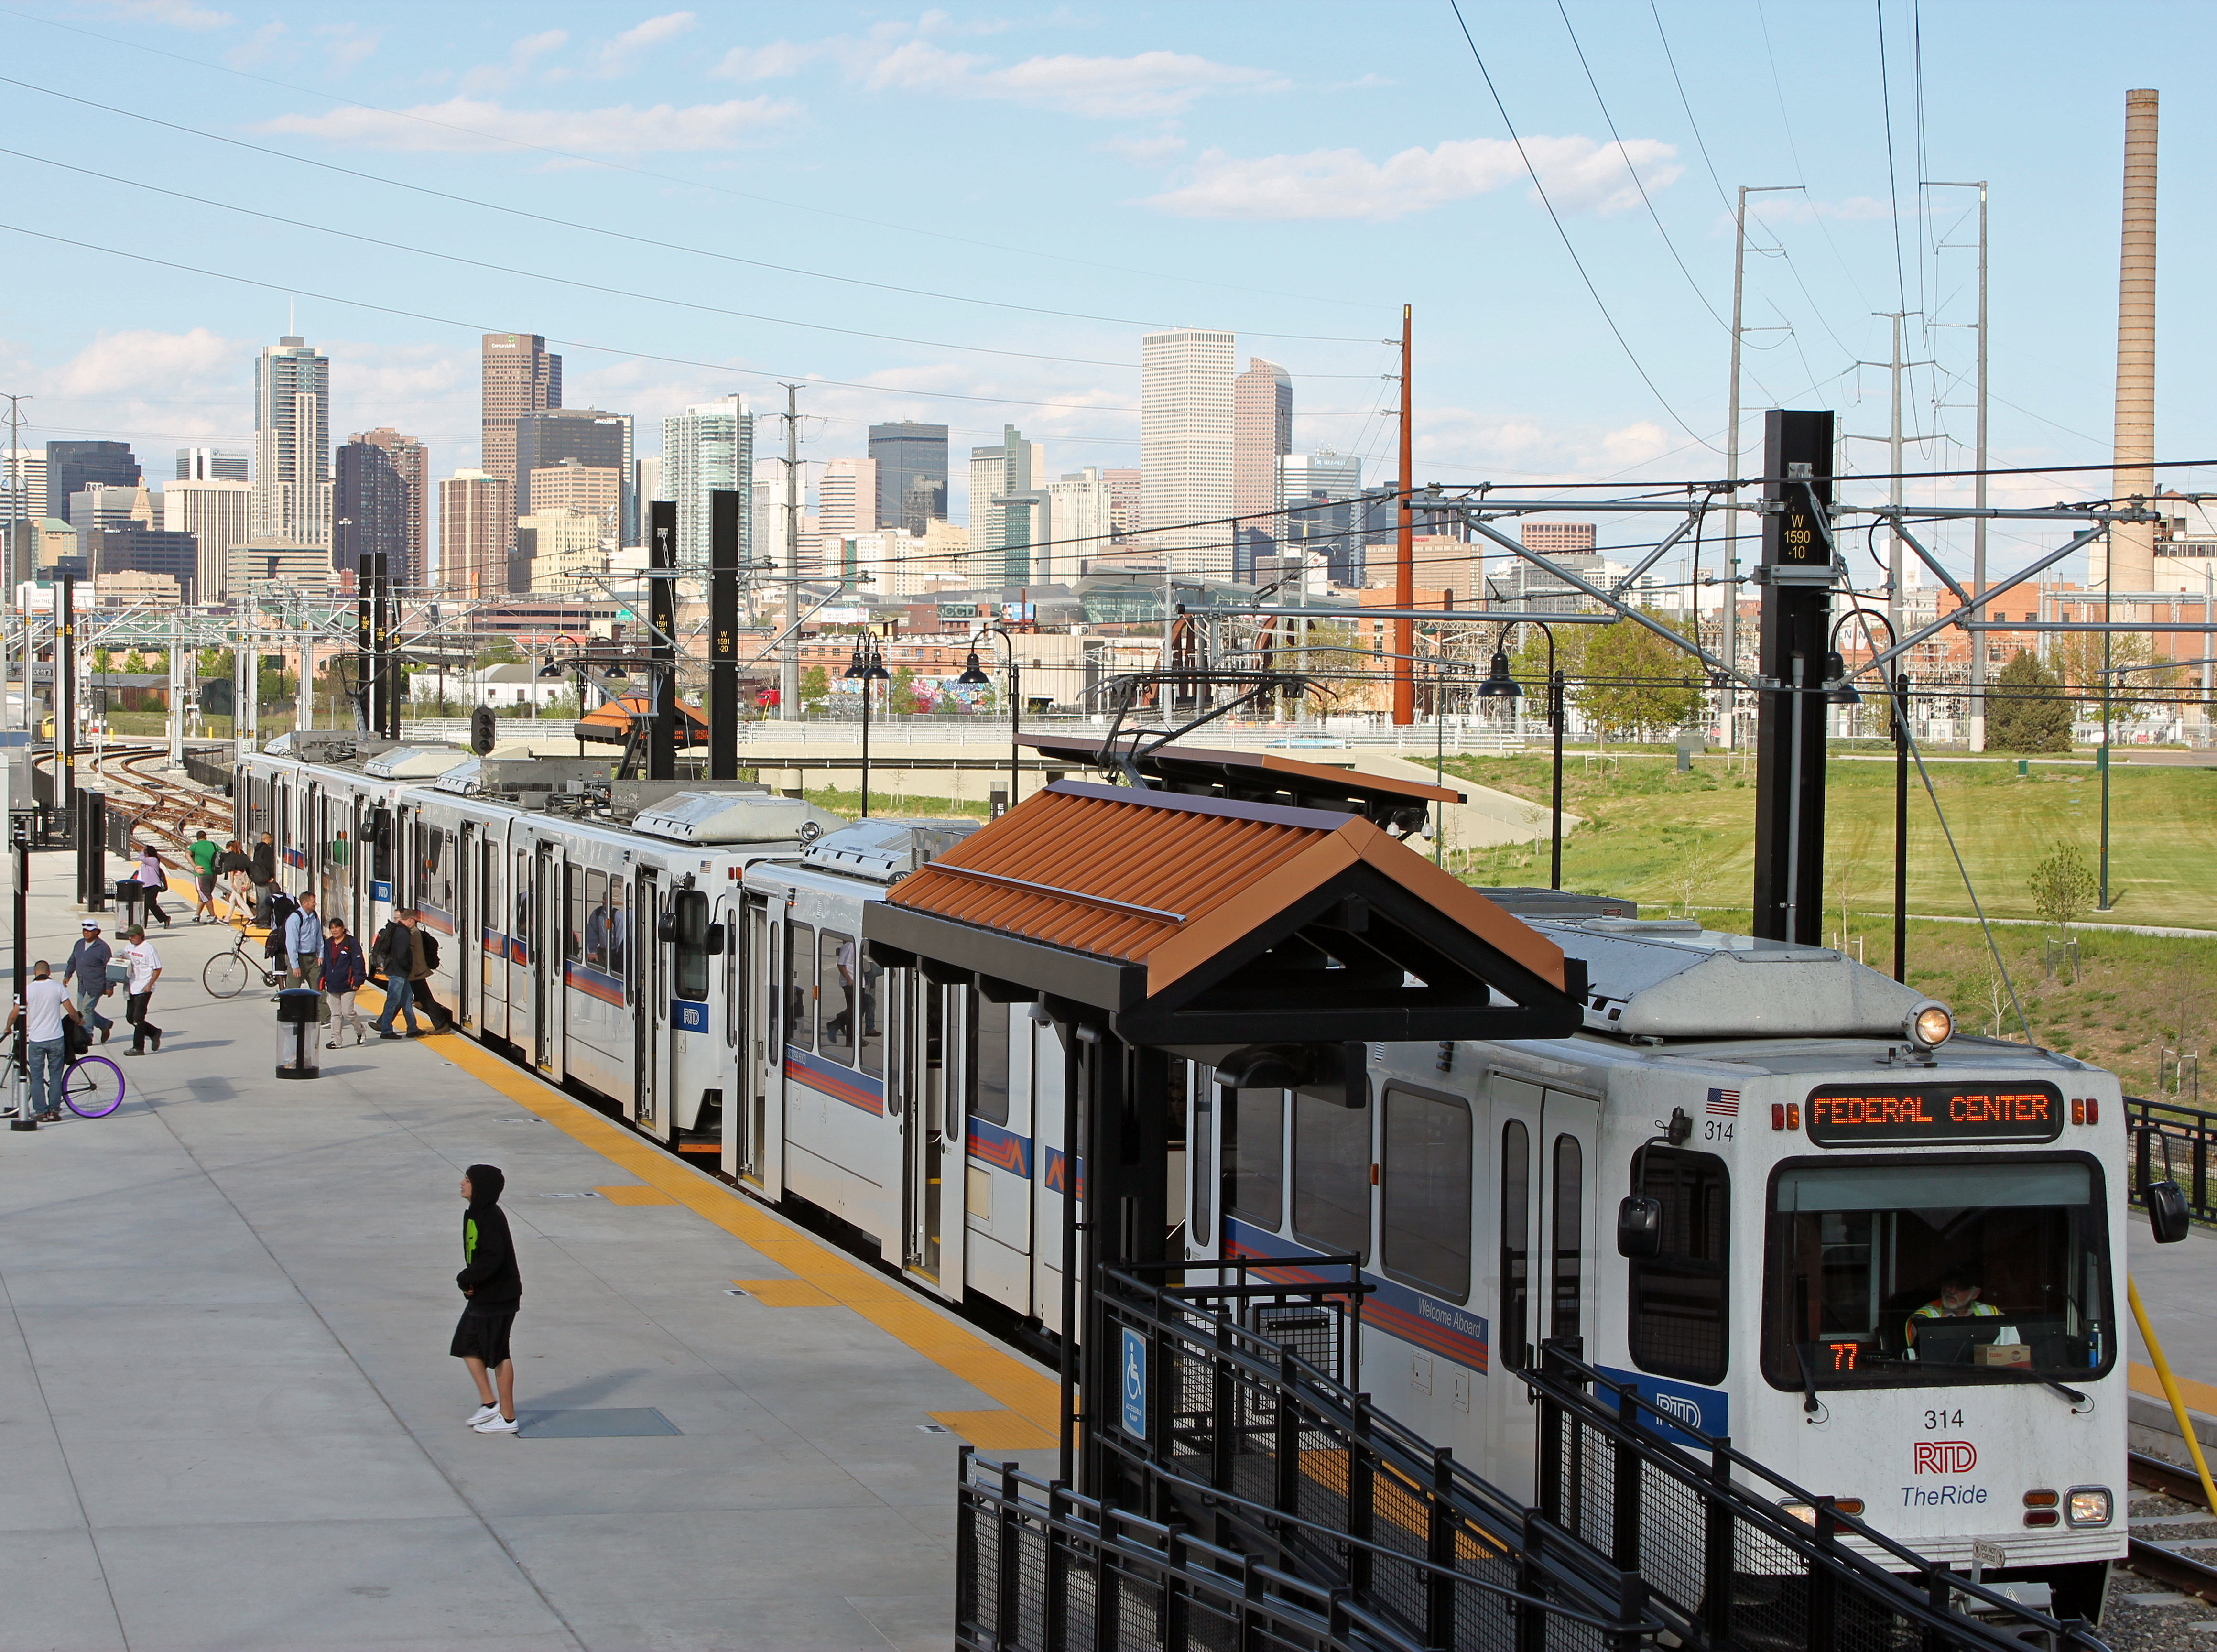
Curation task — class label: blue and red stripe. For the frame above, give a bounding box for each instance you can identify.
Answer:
[784,1046,884,1116]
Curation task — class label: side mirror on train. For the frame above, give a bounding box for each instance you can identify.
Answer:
[656,912,680,943]
[2148,1180,2193,1245]
[1617,1195,1664,1259]
[703,923,726,956]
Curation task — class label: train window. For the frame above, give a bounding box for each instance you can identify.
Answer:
[1629,1148,1730,1386]
[1293,1091,1369,1261]
[1381,1087,1473,1304]
[672,891,710,1000]
[418,826,449,916]
[369,807,391,884]
[610,881,630,976]
[584,871,609,970]
[1551,1135,1583,1342]
[565,865,583,962]
[1761,1156,2113,1393]
[1224,1087,1285,1231]
[1191,1075,1213,1248]
[968,994,1009,1125]
[786,924,815,1052]
[818,932,856,1066]
[1500,1121,1532,1370]
[857,954,885,1078]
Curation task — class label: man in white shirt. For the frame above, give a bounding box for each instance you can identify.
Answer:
[3,961,81,1121]
[120,925,163,1057]
[284,891,324,988]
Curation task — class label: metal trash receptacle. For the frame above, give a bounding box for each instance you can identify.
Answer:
[275,987,322,1080]
[112,878,142,928]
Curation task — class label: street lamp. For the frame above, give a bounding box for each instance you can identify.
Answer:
[844,634,891,816]
[957,623,1021,813]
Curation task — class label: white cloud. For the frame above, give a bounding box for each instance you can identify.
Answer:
[50,328,239,399]
[84,0,236,30]
[593,12,696,76]
[712,18,1282,118]
[1096,127,1185,165]
[1141,135,1681,221]
[258,95,801,157]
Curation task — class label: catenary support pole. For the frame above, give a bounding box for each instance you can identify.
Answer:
[1751,410,1835,945]
[1392,304,1414,726]
[649,500,677,782]
[1894,671,1910,982]
[780,384,802,723]
[355,552,373,733]
[56,570,73,816]
[709,488,739,780]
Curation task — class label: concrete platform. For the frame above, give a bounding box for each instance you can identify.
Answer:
[0,853,1059,1651]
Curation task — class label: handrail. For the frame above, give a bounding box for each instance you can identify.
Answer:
[2128,1093,2217,1221]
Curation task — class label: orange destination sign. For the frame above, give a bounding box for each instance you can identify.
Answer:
[1805,1082,2065,1147]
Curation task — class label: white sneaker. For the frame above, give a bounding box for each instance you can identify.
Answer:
[473,1413,520,1434]
[467,1402,500,1426]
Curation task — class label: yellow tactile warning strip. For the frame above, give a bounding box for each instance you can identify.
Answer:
[357,983,1061,1453]
[735,1278,836,1307]
[2132,1360,2217,1418]
[595,1185,676,1206]
[929,1409,1057,1450]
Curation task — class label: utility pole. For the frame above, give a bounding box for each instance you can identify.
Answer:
[2,392,27,634]
[1724,188,1801,750]
[1928,181,1991,749]
[708,488,739,780]
[1392,304,1414,726]
[1887,312,1905,644]
[167,611,183,767]
[779,383,802,722]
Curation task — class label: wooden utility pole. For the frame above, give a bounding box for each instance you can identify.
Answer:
[1392,304,1414,725]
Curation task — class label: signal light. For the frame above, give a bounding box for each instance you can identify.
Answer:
[2023,1510,2059,1528]
[2023,1490,2059,1508]
[2072,1098,2084,1126]
[1772,1103,1785,1131]
[2087,1098,2099,1125]
[1787,1103,1800,1130]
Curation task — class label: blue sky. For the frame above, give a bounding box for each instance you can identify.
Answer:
[0,0,2209,578]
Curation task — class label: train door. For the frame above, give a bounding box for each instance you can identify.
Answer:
[456,823,475,1030]
[1034,1017,1073,1332]
[743,894,785,1197]
[1487,1074,1599,1500]
[634,869,663,1133]
[531,840,559,1072]
[477,834,501,1040]
[899,975,966,1301]
[510,847,531,1051]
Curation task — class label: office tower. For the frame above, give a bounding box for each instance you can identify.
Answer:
[633,456,661,546]
[750,453,785,576]
[1141,328,1236,575]
[968,426,1045,588]
[1521,522,1597,555]
[661,396,751,566]
[45,439,139,520]
[251,335,331,546]
[438,470,511,598]
[163,477,250,602]
[351,428,428,587]
[175,447,248,482]
[480,333,560,544]
[1045,468,1114,581]
[88,524,198,603]
[1102,468,1141,543]
[1233,358,1292,556]
[516,510,604,591]
[513,407,630,533]
[71,482,152,537]
[868,421,949,533]
[529,458,621,541]
[818,456,877,537]
[228,540,335,596]
[2,448,46,525]
[1282,451,1365,587]
[334,440,409,597]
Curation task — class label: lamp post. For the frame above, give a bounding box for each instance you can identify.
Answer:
[957,623,1021,813]
[843,633,891,817]
[1826,611,1909,981]
[1476,622,1565,889]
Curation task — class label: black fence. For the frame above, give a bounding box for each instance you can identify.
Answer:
[182,748,234,797]
[1523,1343,2104,1652]
[2128,1095,2216,1221]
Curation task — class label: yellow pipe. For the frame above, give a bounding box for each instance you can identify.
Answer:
[2129,1275,2217,1514]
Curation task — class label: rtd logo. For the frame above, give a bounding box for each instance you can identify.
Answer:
[1914,1441,1978,1476]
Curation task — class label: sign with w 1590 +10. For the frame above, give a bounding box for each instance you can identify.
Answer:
[1805,1082,2065,1147]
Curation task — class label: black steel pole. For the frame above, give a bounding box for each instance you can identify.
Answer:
[709,488,739,780]
[647,501,677,782]
[356,551,373,732]
[1893,671,1909,982]
[1551,665,1565,891]
[10,827,25,1130]
[1008,646,1021,810]
[56,572,74,818]
[859,646,872,818]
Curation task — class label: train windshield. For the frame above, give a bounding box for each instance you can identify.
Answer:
[1761,1156,2113,1392]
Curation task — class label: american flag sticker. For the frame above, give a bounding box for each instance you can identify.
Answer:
[1707,1087,1740,1117]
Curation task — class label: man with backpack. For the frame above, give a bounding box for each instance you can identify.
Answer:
[215,839,252,926]
[369,909,424,1040]
[249,832,277,925]
[407,916,452,1033]
[262,887,299,979]
[187,830,220,924]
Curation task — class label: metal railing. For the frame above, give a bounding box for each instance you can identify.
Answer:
[1522,1342,2107,1652]
[2128,1093,2217,1220]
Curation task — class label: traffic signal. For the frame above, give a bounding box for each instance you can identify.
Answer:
[469,706,497,755]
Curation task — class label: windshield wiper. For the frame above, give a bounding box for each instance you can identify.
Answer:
[1969,1368,2088,1406]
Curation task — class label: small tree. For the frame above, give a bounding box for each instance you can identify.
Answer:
[800,665,830,712]
[1573,613,1707,742]
[1988,650,2072,752]
[1829,817,1877,944]
[122,650,146,675]
[1669,830,1733,916]
[2028,841,2099,935]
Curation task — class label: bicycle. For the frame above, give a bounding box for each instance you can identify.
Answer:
[9,1041,127,1120]
[203,931,283,999]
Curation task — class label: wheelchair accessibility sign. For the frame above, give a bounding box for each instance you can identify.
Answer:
[1119,1328,1146,1438]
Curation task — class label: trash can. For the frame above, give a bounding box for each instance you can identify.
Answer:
[112,878,142,930]
[275,987,322,1081]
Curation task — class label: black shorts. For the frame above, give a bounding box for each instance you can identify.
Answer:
[450,1305,518,1364]
[195,870,217,895]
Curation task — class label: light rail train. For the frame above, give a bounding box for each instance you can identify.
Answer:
[235,736,2136,1618]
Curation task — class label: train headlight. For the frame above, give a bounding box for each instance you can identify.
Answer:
[2065,1487,2112,1527]
[1905,1001,1954,1050]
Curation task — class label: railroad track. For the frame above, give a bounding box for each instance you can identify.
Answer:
[2124,1448,2217,1602]
[35,744,235,869]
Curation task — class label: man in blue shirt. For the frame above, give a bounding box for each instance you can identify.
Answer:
[62,918,114,1044]
[284,891,325,989]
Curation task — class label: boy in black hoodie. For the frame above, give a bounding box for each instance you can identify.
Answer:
[453,1163,522,1433]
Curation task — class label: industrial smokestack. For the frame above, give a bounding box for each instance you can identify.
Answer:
[2109,87,2158,594]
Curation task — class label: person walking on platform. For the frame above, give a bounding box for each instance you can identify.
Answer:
[188,830,220,924]
[454,1163,522,1433]
[2,961,81,1122]
[369,910,422,1040]
[63,918,114,1044]
[322,918,368,1047]
[407,914,451,1033]
[120,924,162,1056]
[133,844,173,928]
[250,833,276,925]
[283,891,323,988]
[216,839,251,926]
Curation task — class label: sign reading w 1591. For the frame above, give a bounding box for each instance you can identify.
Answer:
[1805,1082,2064,1147]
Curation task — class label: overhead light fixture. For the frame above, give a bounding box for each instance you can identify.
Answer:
[1474,650,1522,700]
[956,650,991,686]
[1822,649,1861,705]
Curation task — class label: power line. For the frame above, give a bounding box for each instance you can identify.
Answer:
[1873,0,1911,319]
[1445,1,1718,453]
[1646,1,1735,216]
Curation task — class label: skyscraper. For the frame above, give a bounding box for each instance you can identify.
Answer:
[334,440,408,588]
[817,456,876,537]
[1233,357,1292,573]
[868,422,949,534]
[438,471,511,598]
[251,335,330,546]
[175,447,248,482]
[163,476,250,602]
[513,408,630,533]
[968,427,1044,588]
[661,397,752,566]
[2,449,46,526]
[45,439,139,521]
[1282,451,1366,587]
[480,333,560,540]
[351,428,428,588]
[1044,468,1115,580]
[1141,328,1237,576]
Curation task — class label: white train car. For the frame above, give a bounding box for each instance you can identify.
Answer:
[1187,912,2137,1618]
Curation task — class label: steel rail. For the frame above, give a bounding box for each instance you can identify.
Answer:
[2126,1448,2217,1605]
